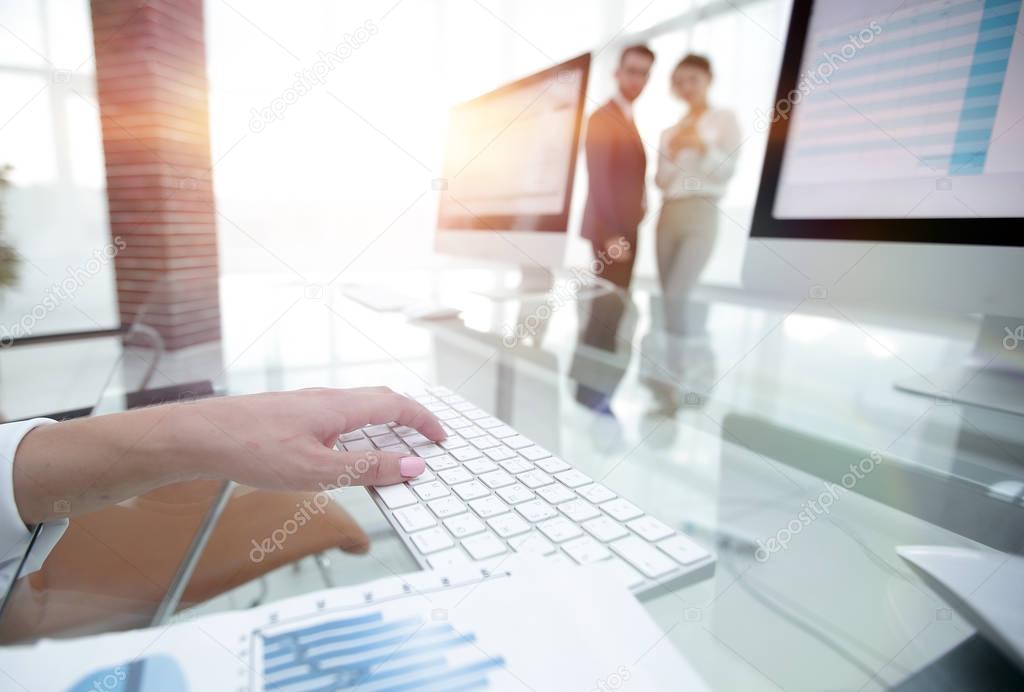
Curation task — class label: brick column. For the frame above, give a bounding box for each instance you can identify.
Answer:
[90,0,220,350]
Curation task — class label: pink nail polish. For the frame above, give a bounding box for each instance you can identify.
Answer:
[400,457,426,477]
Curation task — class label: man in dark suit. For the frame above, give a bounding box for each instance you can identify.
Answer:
[580,44,655,290]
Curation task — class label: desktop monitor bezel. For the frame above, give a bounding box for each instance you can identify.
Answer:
[436,52,591,234]
[750,0,1020,247]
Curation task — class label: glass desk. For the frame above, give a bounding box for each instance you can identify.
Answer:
[2,270,1022,691]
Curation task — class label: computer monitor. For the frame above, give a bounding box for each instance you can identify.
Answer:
[745,0,1024,415]
[435,53,590,294]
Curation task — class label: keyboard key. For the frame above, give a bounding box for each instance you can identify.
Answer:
[554,469,592,488]
[375,483,417,509]
[344,438,374,452]
[470,435,501,450]
[435,408,460,421]
[563,536,612,565]
[364,424,392,437]
[439,467,473,485]
[426,454,458,471]
[535,457,571,474]
[407,469,436,485]
[379,443,410,454]
[601,498,644,522]
[611,536,677,578]
[488,513,530,538]
[582,516,629,542]
[558,499,601,522]
[393,425,418,437]
[462,532,507,560]
[537,517,583,543]
[338,431,365,443]
[424,401,448,413]
[496,483,534,505]
[658,535,710,565]
[469,495,508,518]
[453,401,475,412]
[371,433,401,448]
[461,425,487,438]
[427,496,466,518]
[479,470,515,489]
[412,444,445,458]
[628,516,674,542]
[489,425,517,438]
[464,459,498,475]
[601,557,646,589]
[393,504,436,532]
[413,481,450,501]
[452,480,489,501]
[518,469,554,489]
[547,553,574,568]
[444,514,486,538]
[509,532,555,556]
[499,458,534,475]
[516,499,557,523]
[427,547,470,569]
[536,484,575,505]
[463,409,488,421]
[410,527,454,554]
[448,417,473,430]
[477,417,504,429]
[403,433,430,447]
[520,446,551,461]
[440,436,468,450]
[484,446,516,461]
[504,435,533,450]
[451,447,482,462]
[577,484,616,504]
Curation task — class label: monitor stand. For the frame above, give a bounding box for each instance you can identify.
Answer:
[473,265,555,301]
[895,315,1024,417]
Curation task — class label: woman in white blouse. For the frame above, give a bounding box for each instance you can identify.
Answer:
[654,54,741,301]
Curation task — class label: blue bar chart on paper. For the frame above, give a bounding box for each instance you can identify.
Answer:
[253,609,504,691]
[774,0,1024,218]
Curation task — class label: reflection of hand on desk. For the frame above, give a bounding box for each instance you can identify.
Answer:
[0,481,372,642]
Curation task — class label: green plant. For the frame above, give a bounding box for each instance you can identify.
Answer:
[0,164,19,288]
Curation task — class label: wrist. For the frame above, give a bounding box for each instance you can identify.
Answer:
[144,402,216,484]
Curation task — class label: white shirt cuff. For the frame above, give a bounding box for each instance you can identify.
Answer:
[0,418,66,577]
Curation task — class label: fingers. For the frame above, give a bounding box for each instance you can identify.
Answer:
[317,449,427,488]
[339,391,447,442]
[323,505,371,554]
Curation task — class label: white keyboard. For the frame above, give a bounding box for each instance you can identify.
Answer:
[348,387,715,598]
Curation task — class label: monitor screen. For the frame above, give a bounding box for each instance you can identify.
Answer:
[770,0,1023,220]
[436,53,590,232]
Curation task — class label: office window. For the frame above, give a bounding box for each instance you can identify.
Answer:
[0,0,117,338]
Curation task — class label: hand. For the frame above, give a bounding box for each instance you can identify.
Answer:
[668,122,705,157]
[603,236,633,263]
[13,387,445,524]
[179,387,446,491]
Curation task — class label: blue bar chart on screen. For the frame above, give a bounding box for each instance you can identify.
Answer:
[773,0,1024,218]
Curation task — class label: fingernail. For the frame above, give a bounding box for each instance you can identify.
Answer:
[400,457,426,477]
